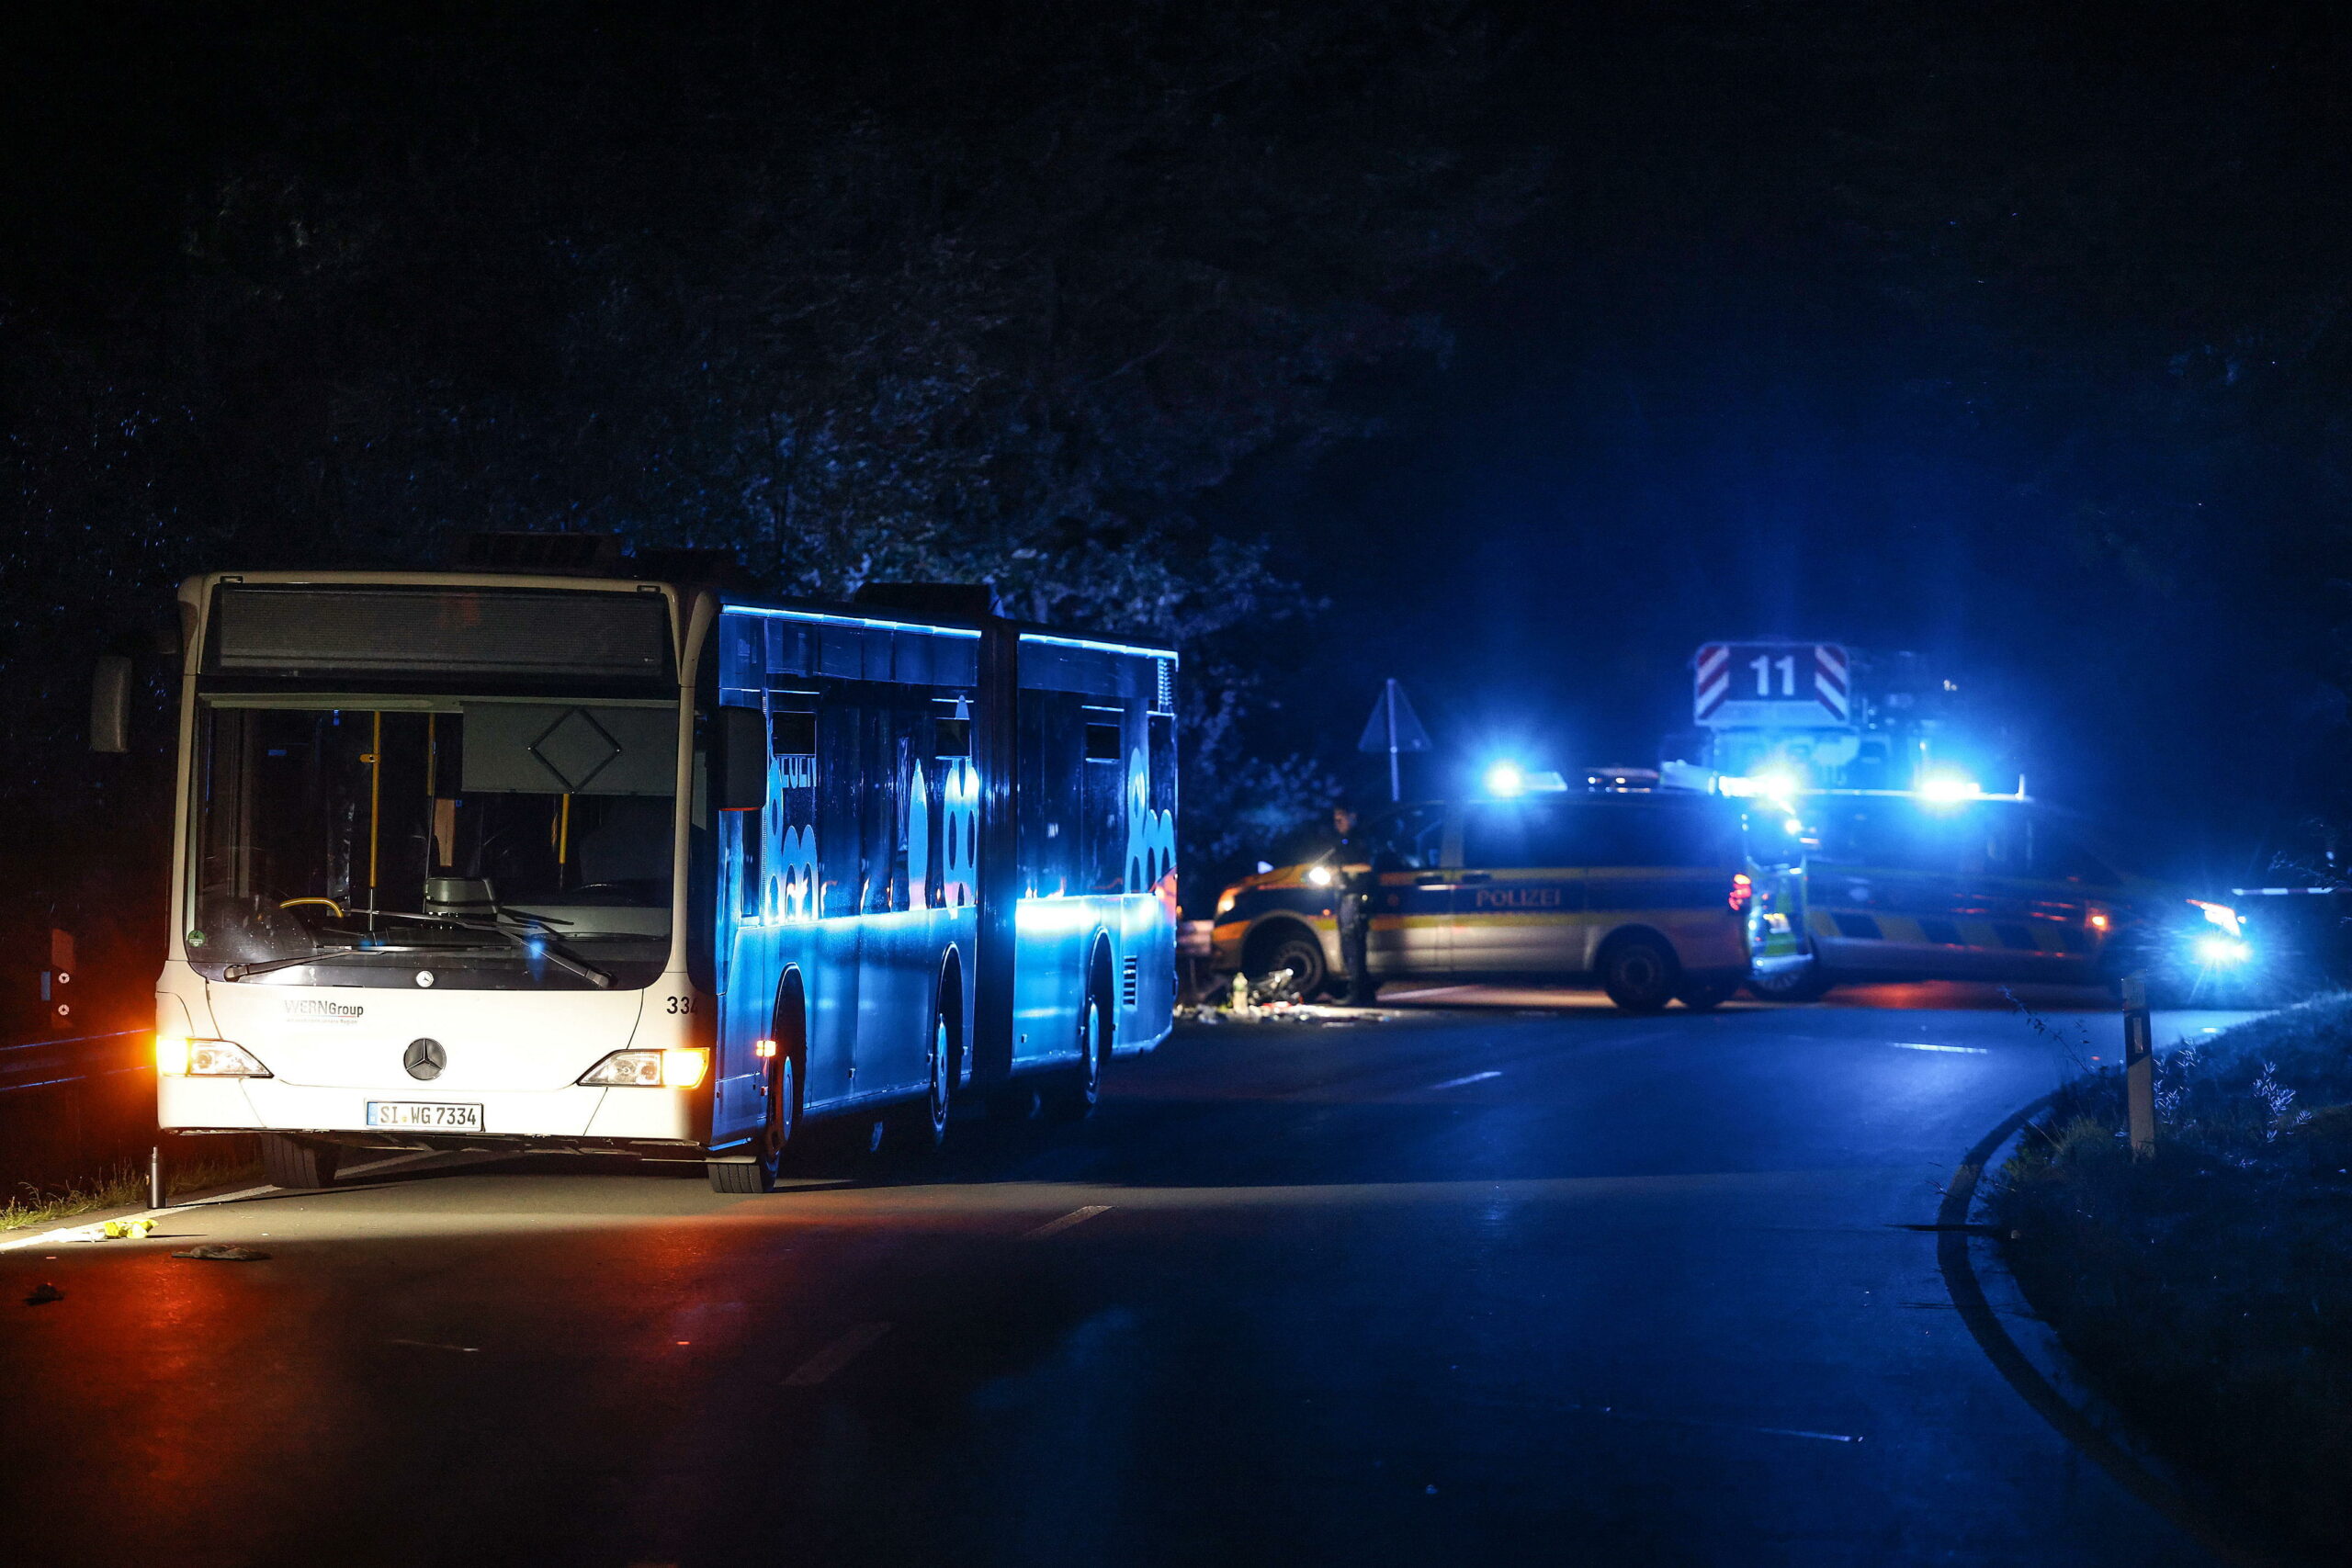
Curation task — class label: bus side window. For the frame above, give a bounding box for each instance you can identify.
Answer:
[815,693,861,918]
[734,807,764,921]
[771,711,815,755]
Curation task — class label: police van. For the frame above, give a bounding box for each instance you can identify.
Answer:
[1211,789,1806,1013]
[1752,787,2254,1002]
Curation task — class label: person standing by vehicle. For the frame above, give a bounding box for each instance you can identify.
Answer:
[1299,804,1359,867]
[1329,806,1378,1005]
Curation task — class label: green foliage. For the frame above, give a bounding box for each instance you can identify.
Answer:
[1994,996,2352,1557]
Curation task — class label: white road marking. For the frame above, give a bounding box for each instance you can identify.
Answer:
[388,1338,479,1353]
[1378,985,1478,1000]
[1566,1403,1862,1443]
[1430,1070,1503,1090]
[1023,1203,1113,1240]
[783,1322,892,1386]
[1889,1043,1988,1055]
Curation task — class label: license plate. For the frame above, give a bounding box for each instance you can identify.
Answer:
[367,1101,484,1132]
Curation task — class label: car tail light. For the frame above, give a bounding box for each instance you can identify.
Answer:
[1728,874,1754,915]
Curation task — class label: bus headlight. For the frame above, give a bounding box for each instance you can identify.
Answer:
[158,1036,272,1077]
[579,1047,710,1089]
[2195,935,2252,966]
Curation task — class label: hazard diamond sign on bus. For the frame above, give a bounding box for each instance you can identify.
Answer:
[1693,642,1851,728]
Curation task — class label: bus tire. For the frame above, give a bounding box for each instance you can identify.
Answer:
[888,1009,955,1155]
[1044,989,1109,1122]
[1247,921,1329,1000]
[261,1133,338,1190]
[709,1053,797,1194]
[1599,934,1678,1015]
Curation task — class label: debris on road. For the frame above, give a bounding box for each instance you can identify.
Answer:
[172,1244,272,1262]
[46,1216,159,1244]
[23,1282,63,1305]
[1178,999,1402,1026]
[1176,964,1408,1023]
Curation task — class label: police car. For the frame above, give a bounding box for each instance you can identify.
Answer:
[1751,787,2258,1003]
[1210,787,1807,1013]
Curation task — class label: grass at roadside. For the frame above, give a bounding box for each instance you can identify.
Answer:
[2,1145,264,1233]
[1993,995,2352,1562]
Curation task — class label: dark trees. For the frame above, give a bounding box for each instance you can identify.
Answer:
[1,3,1537,893]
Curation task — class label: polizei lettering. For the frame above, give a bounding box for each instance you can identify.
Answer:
[1472,887,1563,910]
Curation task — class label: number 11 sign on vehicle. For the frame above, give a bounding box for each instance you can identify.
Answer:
[1693,643,1851,728]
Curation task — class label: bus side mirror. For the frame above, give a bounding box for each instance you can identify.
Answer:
[711,705,768,811]
[91,656,132,753]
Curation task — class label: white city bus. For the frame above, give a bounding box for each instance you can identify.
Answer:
[153,568,1178,1191]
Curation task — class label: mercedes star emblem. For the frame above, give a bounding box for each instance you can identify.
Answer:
[403,1038,447,1081]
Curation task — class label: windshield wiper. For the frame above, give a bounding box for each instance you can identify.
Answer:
[221,945,383,981]
[367,910,614,989]
[225,911,615,988]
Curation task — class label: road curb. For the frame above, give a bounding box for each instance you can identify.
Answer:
[0,1150,472,1252]
[1940,1099,2287,1568]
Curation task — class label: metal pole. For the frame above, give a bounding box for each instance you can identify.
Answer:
[2121,972,2155,1157]
[148,1144,168,1210]
[1385,679,1401,803]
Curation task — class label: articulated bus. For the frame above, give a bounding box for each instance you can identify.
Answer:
[153,570,1178,1192]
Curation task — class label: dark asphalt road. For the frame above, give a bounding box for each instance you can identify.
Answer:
[1,985,2257,1568]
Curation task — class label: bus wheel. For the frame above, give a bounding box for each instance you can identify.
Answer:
[1600,936,1678,1014]
[889,1012,954,1155]
[1676,977,1738,1011]
[1044,991,1107,1122]
[709,1055,795,1194]
[261,1134,339,1190]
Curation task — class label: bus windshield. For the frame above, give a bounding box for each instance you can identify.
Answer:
[187,698,680,989]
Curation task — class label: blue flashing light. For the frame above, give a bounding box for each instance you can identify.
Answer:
[2189,899,2244,938]
[1721,767,1801,802]
[2196,935,2252,966]
[1917,771,1980,807]
[1485,760,1527,798]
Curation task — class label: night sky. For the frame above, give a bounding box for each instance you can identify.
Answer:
[1235,5,2352,888]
